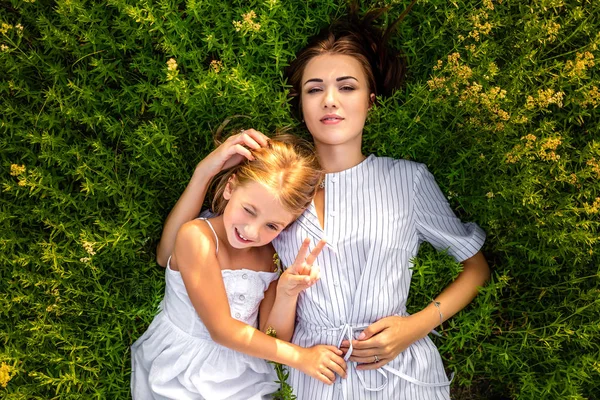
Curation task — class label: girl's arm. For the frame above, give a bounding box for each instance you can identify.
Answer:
[156,130,270,267]
[341,251,490,369]
[258,239,326,341]
[174,222,346,383]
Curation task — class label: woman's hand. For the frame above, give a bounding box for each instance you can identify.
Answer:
[199,129,269,176]
[340,315,430,370]
[297,345,347,385]
[277,238,326,298]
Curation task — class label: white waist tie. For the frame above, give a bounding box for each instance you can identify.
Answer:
[322,322,454,392]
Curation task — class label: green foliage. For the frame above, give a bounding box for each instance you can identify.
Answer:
[1,0,598,399]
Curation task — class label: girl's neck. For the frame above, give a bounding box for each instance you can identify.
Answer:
[314,141,365,173]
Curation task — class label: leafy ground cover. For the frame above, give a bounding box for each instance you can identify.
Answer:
[1,0,598,398]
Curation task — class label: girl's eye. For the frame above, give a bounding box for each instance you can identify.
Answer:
[267,224,279,231]
[243,207,255,216]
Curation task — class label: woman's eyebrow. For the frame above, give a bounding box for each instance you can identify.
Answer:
[303,78,323,86]
[303,76,359,86]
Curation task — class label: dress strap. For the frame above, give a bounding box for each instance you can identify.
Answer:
[199,218,219,254]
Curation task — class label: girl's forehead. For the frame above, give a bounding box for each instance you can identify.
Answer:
[236,181,294,220]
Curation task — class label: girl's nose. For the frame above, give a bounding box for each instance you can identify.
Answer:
[245,224,259,240]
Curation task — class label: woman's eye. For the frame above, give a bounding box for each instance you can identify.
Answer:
[307,87,321,94]
[340,86,355,91]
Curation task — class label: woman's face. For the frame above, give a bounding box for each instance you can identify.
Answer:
[300,54,374,149]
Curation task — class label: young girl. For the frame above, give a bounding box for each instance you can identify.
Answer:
[131,135,347,399]
[156,5,490,400]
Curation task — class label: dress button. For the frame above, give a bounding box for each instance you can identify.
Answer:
[242,273,248,279]
[330,176,337,183]
[235,312,241,318]
[330,210,336,217]
[333,281,339,286]
[239,295,245,301]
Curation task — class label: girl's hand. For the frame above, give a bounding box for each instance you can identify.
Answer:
[199,129,269,176]
[297,345,347,385]
[277,238,326,297]
[340,315,429,370]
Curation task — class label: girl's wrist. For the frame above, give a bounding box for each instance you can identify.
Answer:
[276,284,299,300]
[279,342,304,370]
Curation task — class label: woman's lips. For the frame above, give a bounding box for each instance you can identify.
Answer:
[320,115,344,125]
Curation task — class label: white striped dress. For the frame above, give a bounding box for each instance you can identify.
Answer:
[273,155,486,400]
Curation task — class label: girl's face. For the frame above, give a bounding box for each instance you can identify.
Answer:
[222,180,295,249]
[300,54,375,148]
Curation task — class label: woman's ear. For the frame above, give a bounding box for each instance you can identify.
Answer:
[369,93,376,108]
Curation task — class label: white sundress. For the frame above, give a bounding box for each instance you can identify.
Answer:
[131,219,280,400]
[273,155,486,400]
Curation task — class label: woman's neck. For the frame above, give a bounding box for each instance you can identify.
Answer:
[315,142,365,173]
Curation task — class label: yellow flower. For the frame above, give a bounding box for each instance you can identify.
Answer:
[233,10,261,33]
[0,23,12,35]
[82,241,96,256]
[210,59,223,73]
[526,88,564,109]
[272,252,281,273]
[586,158,600,178]
[565,52,595,78]
[580,86,600,108]
[10,164,25,176]
[543,20,560,42]
[0,362,14,388]
[166,58,178,72]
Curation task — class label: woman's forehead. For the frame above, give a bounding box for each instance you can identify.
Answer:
[302,54,367,82]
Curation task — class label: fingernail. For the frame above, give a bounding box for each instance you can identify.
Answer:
[358,332,365,340]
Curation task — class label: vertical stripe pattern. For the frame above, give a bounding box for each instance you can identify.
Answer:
[273,155,485,400]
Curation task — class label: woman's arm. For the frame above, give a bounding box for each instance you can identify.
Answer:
[342,251,490,369]
[174,222,346,383]
[156,130,270,266]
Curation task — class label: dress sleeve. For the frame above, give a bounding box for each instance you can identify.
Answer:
[413,163,486,262]
[199,208,216,218]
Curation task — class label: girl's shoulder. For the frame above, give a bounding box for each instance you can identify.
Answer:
[177,219,219,255]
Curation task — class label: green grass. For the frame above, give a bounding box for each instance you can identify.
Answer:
[1,0,599,398]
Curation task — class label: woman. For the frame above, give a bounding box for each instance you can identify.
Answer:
[156,7,489,400]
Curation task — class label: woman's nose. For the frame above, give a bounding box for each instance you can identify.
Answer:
[323,87,337,108]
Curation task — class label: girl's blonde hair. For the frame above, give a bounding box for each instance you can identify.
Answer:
[211,133,323,218]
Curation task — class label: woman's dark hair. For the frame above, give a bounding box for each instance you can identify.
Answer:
[285,1,417,118]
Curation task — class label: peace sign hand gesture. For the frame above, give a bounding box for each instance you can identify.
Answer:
[277,238,327,298]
